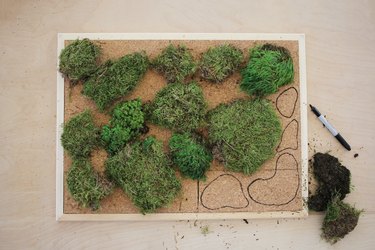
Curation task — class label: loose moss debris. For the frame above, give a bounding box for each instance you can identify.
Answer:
[241,44,294,96]
[199,44,243,83]
[101,99,145,155]
[152,44,196,83]
[105,136,181,213]
[59,38,101,83]
[322,195,363,244]
[61,110,100,160]
[208,99,282,174]
[308,153,351,211]
[67,159,112,210]
[83,52,149,111]
[169,133,212,180]
[148,82,207,132]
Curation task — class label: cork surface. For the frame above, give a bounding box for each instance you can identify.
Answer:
[62,39,302,214]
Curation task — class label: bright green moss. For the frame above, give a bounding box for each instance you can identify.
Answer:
[67,159,112,210]
[148,82,207,132]
[152,44,196,83]
[199,44,243,83]
[83,52,149,111]
[59,38,101,83]
[105,136,181,213]
[169,133,212,180]
[208,99,282,174]
[61,110,100,160]
[241,44,294,96]
[101,99,145,155]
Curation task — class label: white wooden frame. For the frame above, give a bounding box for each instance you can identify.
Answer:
[56,33,308,221]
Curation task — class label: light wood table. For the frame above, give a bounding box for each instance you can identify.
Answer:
[0,0,374,249]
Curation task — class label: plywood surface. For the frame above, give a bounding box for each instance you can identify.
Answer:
[1,0,375,249]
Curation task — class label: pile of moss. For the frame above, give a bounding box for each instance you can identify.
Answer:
[59,38,101,83]
[67,159,112,210]
[83,52,149,111]
[169,133,212,180]
[61,110,100,159]
[241,44,294,96]
[105,136,181,213]
[199,44,243,83]
[101,99,145,155]
[152,44,196,83]
[148,82,207,132]
[208,99,282,174]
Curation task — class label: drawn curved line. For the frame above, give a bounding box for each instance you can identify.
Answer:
[276,87,298,118]
[247,152,299,206]
[277,119,299,152]
[200,174,249,210]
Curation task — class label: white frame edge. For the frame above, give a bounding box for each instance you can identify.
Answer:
[56,33,308,221]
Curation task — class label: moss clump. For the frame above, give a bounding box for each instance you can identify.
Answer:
[208,99,282,174]
[241,44,294,96]
[152,44,196,83]
[322,195,363,244]
[105,136,181,213]
[148,82,207,132]
[67,159,112,210]
[59,38,101,83]
[101,99,145,155]
[199,44,243,83]
[61,110,100,160]
[83,52,149,111]
[169,133,212,180]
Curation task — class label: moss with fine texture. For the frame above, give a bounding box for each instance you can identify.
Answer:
[67,159,112,210]
[169,133,212,180]
[59,38,101,83]
[199,44,243,83]
[83,52,149,111]
[208,99,282,174]
[152,44,196,83]
[241,44,294,96]
[105,136,181,213]
[148,82,207,132]
[61,110,100,160]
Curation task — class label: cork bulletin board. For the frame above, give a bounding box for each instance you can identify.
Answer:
[56,33,308,221]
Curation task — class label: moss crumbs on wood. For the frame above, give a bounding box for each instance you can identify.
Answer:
[83,52,149,111]
[105,136,181,213]
[199,44,243,83]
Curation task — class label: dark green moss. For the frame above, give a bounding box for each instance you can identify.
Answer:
[208,99,282,174]
[148,82,207,132]
[169,133,212,180]
[199,44,243,83]
[241,44,294,96]
[152,44,196,83]
[101,99,145,155]
[67,159,112,210]
[105,136,181,213]
[83,52,149,111]
[61,110,100,160]
[59,38,101,83]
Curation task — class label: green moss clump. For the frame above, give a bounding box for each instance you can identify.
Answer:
[101,99,145,155]
[208,99,282,174]
[59,38,101,83]
[199,44,243,83]
[105,136,181,213]
[67,159,112,210]
[61,110,100,160]
[152,44,196,83]
[322,195,363,244]
[169,133,212,180]
[83,52,149,111]
[149,82,207,132]
[241,44,294,96]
